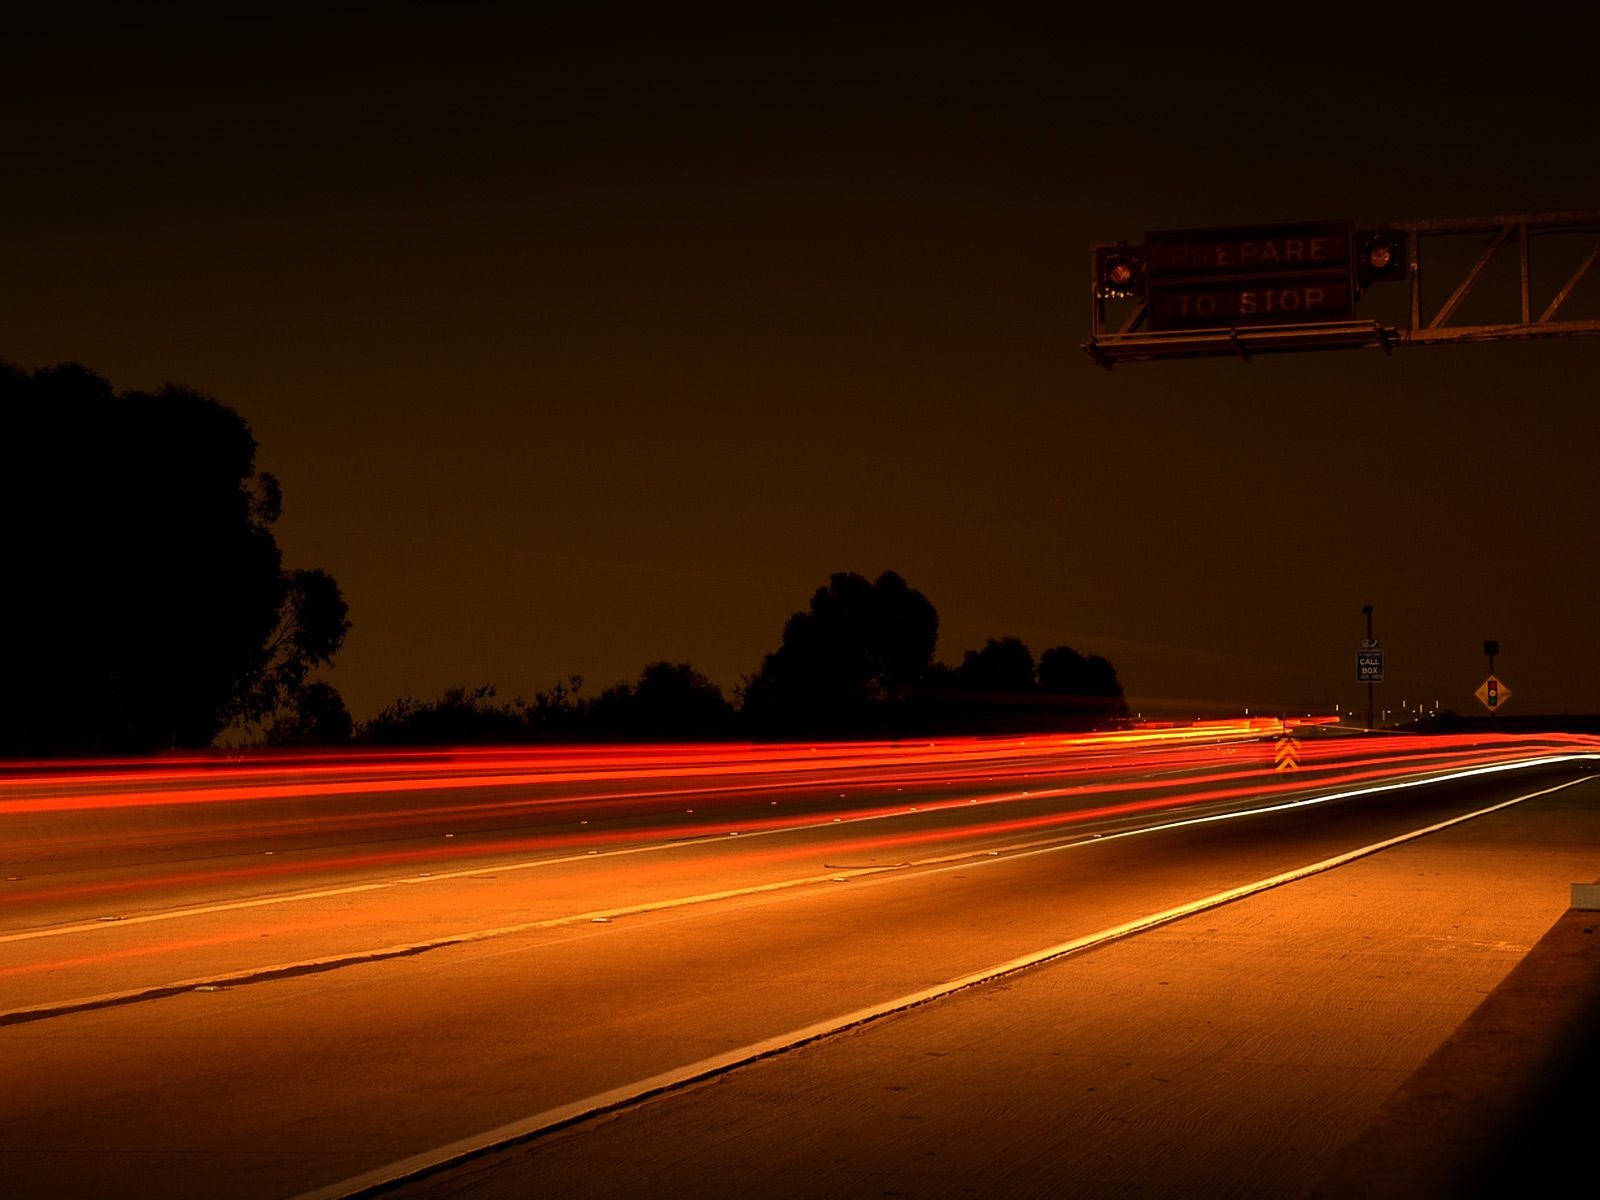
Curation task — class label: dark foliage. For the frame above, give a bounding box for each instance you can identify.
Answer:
[264,681,355,746]
[1037,644,1124,702]
[332,565,1128,747]
[730,570,1134,739]
[740,570,939,736]
[355,665,736,746]
[0,362,349,754]
[587,661,737,740]
[958,636,1037,693]
[906,637,1127,735]
[360,685,524,746]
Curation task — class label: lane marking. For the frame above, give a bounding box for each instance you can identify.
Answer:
[296,770,1596,1200]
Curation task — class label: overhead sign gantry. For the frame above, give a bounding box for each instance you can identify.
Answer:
[1084,211,1600,367]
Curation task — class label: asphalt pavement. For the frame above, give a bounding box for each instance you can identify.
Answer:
[385,772,1600,1200]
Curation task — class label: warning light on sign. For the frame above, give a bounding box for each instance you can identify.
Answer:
[1357,230,1408,287]
[1095,247,1145,300]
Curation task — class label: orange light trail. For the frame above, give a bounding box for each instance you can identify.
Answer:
[6,724,1598,1006]
[5,723,1596,914]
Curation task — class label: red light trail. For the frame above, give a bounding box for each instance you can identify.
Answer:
[6,721,1594,848]
[5,721,1595,923]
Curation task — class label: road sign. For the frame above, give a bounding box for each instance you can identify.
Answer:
[1357,650,1384,682]
[1086,210,1600,366]
[1143,220,1356,332]
[1475,675,1510,711]
[1274,736,1300,773]
[1145,279,1355,331]
[1145,221,1354,278]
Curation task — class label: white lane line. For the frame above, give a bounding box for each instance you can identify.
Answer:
[295,770,1594,1200]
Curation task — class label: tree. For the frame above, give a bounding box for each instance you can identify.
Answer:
[264,681,354,746]
[596,661,735,740]
[957,636,1037,694]
[0,361,350,754]
[523,675,586,740]
[910,636,1131,734]
[741,570,938,736]
[1038,644,1129,721]
[246,567,351,736]
[357,685,522,746]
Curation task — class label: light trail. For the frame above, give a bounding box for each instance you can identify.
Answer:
[6,725,1597,907]
[4,724,1596,963]
[0,723,1275,812]
[10,744,1593,1031]
[0,718,1560,818]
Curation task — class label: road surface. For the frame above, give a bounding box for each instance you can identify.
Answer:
[2,724,1595,1198]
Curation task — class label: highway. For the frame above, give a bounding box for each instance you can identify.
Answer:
[3,721,1597,1199]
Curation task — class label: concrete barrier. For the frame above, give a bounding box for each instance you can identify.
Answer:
[1570,882,1600,910]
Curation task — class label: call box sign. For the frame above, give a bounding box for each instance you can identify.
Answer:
[1144,219,1356,332]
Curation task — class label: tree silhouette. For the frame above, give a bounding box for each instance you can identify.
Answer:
[908,635,1131,734]
[741,570,938,736]
[359,685,522,746]
[611,661,735,739]
[957,636,1037,693]
[264,681,355,746]
[522,675,587,740]
[0,362,349,754]
[357,666,734,745]
[241,567,351,735]
[1038,644,1128,721]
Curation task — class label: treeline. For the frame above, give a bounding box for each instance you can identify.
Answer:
[1,362,350,756]
[0,362,1126,755]
[353,571,1127,746]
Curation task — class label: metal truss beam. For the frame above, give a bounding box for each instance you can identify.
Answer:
[1085,211,1600,367]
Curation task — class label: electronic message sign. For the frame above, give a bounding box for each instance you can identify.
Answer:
[1143,220,1356,332]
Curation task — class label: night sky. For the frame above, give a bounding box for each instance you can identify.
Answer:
[8,4,1600,725]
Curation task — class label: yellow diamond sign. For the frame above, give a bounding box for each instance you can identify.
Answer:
[1475,675,1510,711]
